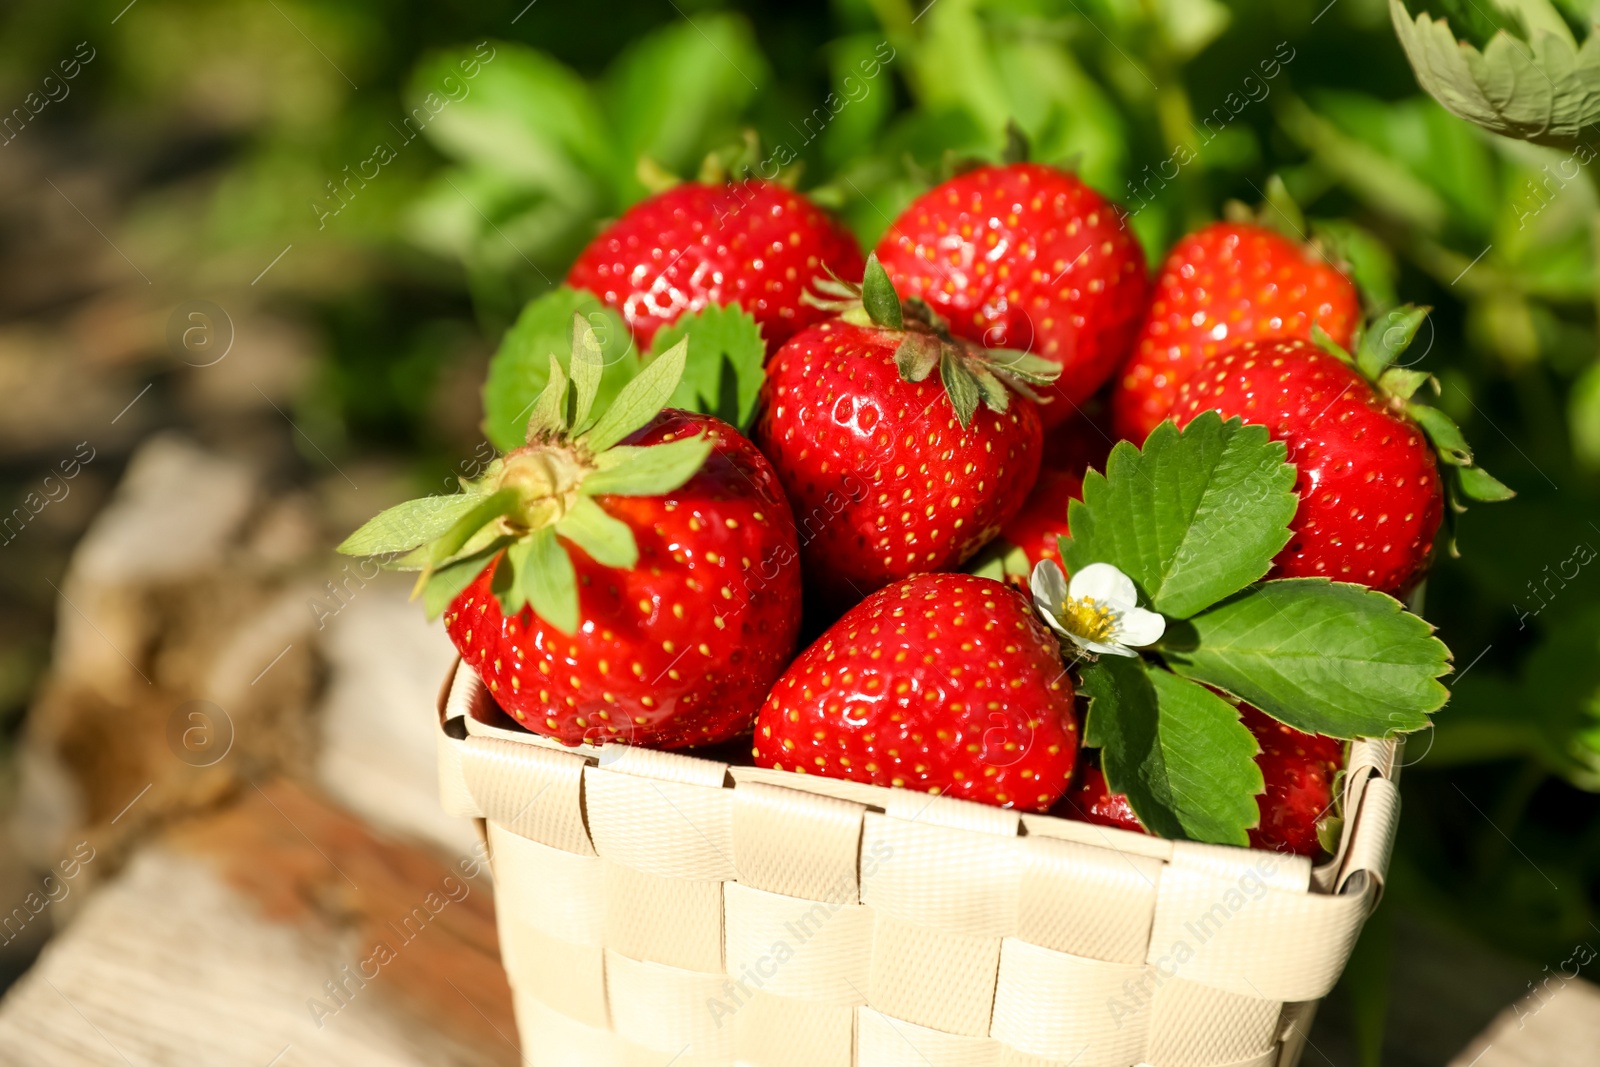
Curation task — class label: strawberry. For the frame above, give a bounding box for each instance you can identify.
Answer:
[1061,757,1143,832]
[752,573,1079,811]
[873,162,1148,424]
[1241,705,1345,858]
[1172,315,1511,594]
[969,469,1082,589]
[752,257,1055,612]
[1062,706,1345,858]
[339,318,801,749]
[567,178,864,354]
[1112,221,1361,443]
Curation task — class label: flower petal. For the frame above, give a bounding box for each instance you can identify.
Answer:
[1069,561,1138,608]
[1031,560,1069,617]
[1115,605,1166,649]
[1084,639,1138,658]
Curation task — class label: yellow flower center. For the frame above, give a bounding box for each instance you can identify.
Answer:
[1060,596,1118,643]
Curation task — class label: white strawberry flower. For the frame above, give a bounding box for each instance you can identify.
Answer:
[1030,560,1165,659]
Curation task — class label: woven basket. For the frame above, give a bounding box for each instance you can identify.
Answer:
[435,659,1401,1067]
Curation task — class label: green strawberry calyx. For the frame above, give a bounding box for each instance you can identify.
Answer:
[1311,305,1514,554]
[803,253,1061,429]
[336,314,712,635]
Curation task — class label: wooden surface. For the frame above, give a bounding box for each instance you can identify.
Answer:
[0,781,517,1067]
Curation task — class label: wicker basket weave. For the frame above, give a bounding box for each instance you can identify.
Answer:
[435,659,1401,1067]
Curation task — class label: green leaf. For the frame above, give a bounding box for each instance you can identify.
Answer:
[569,314,605,434]
[860,253,903,331]
[554,497,638,568]
[583,337,689,452]
[1161,579,1453,738]
[1311,219,1397,309]
[526,354,571,440]
[1391,0,1600,151]
[427,489,521,568]
[601,14,768,199]
[523,526,580,634]
[1454,463,1516,502]
[940,346,981,428]
[581,436,714,497]
[1079,656,1262,846]
[894,334,940,383]
[1407,403,1473,465]
[484,287,639,453]
[1356,305,1427,380]
[1378,367,1432,401]
[649,304,767,431]
[338,494,484,557]
[421,540,509,620]
[495,537,533,617]
[414,43,614,192]
[1059,413,1298,619]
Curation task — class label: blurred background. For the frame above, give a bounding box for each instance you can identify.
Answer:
[1,0,1598,1063]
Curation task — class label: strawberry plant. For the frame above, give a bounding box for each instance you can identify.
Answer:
[1035,411,1455,845]
[339,316,801,748]
[753,255,1057,611]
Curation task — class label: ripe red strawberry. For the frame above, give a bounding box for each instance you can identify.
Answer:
[567,179,864,353]
[1062,706,1345,858]
[752,573,1078,811]
[340,320,801,749]
[1241,705,1345,858]
[1174,335,1451,594]
[1061,758,1143,832]
[753,258,1053,612]
[873,163,1148,424]
[1112,222,1361,443]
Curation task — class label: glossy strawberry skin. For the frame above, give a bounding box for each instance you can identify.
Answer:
[752,574,1078,811]
[874,163,1148,424]
[1174,338,1444,594]
[567,180,864,353]
[998,469,1082,576]
[444,411,802,749]
[1062,706,1345,858]
[1241,705,1344,858]
[753,320,1042,612]
[1061,759,1143,832]
[1112,222,1361,443]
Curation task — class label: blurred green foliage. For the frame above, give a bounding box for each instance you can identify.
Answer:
[8,0,1600,1053]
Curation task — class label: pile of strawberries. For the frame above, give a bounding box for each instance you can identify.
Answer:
[344,156,1506,859]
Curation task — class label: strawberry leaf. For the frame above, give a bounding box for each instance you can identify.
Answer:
[427,488,520,568]
[1356,305,1427,380]
[1453,463,1515,503]
[1058,412,1297,619]
[483,287,639,453]
[338,493,486,557]
[860,253,903,330]
[894,333,940,382]
[940,345,981,428]
[525,353,571,440]
[421,539,510,620]
[1160,578,1452,738]
[1079,655,1262,846]
[1407,402,1473,466]
[583,336,689,452]
[569,313,605,434]
[581,435,713,497]
[650,303,766,431]
[522,526,579,634]
[554,496,638,568]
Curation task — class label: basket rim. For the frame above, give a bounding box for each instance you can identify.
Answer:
[436,658,1401,901]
